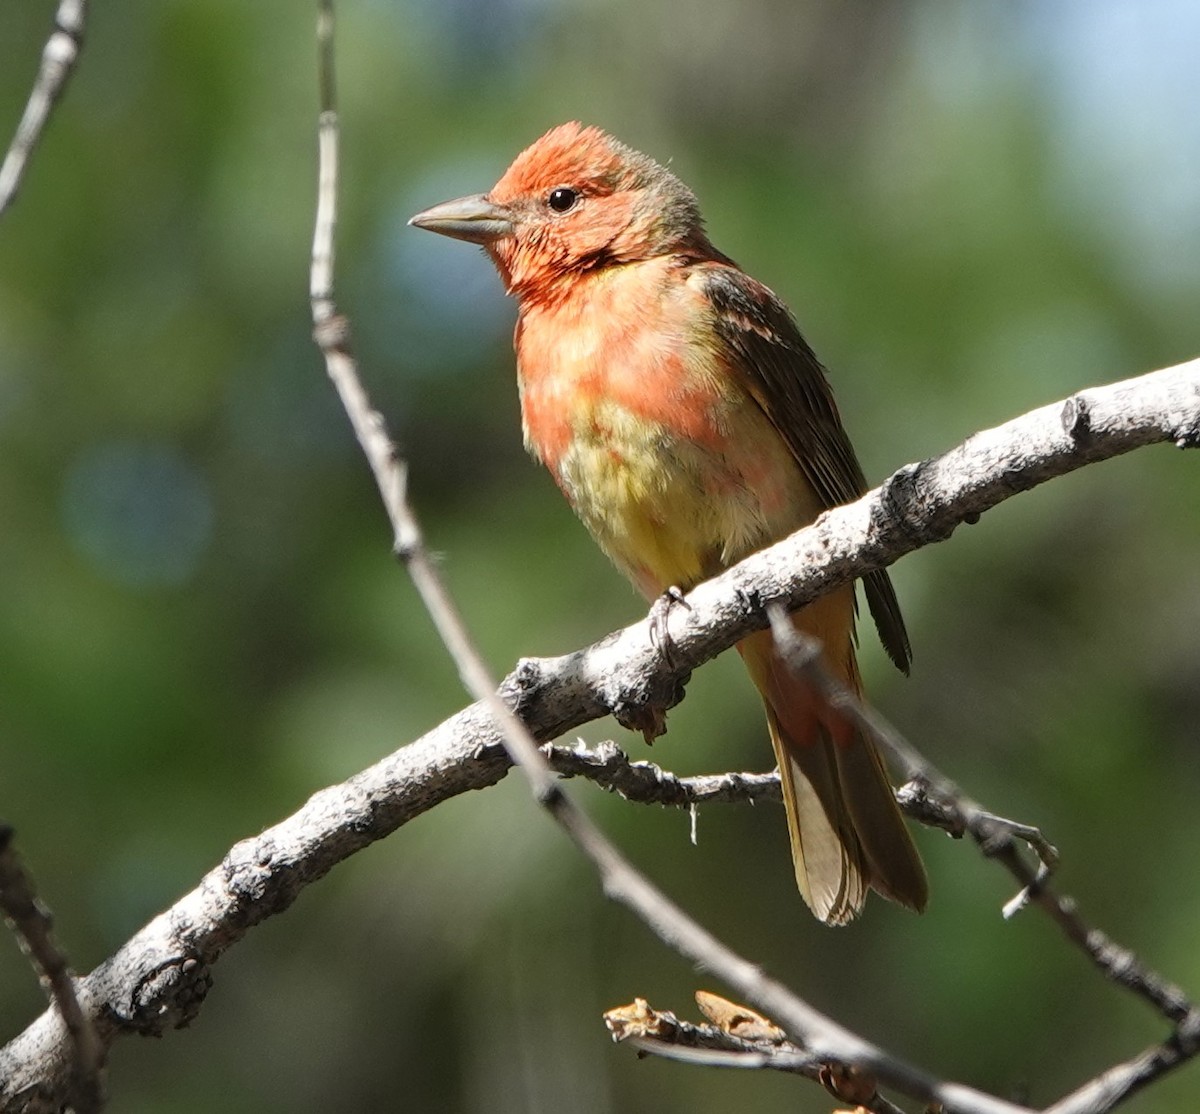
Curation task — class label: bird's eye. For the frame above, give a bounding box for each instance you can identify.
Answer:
[547,187,579,213]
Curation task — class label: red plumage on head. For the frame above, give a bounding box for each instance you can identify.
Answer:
[489,122,634,203]
[482,123,715,301]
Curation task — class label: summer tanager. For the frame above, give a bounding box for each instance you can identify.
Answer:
[410,122,927,924]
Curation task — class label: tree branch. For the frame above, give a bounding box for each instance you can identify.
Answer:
[542,741,1028,848]
[604,994,912,1113]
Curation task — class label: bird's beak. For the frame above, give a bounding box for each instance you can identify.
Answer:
[408,194,514,244]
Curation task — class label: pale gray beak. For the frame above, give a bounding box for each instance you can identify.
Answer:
[408,194,514,244]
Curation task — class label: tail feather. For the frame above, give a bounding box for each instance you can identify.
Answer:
[832,726,927,913]
[738,593,927,925]
[769,706,869,924]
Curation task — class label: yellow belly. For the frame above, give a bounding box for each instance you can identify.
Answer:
[554,395,817,599]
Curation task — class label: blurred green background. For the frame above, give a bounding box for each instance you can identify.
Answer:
[2,2,1199,1111]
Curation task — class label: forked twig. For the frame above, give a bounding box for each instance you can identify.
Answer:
[765,606,1200,1110]
[543,739,1050,846]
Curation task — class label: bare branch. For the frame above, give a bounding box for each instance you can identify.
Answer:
[543,740,1040,844]
[0,0,88,217]
[0,825,103,1112]
[544,740,783,807]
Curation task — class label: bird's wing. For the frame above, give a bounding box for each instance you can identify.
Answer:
[696,261,912,674]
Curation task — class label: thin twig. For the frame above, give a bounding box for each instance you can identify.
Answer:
[0,31,100,1099]
[604,996,817,1074]
[309,4,557,802]
[0,824,104,1112]
[543,740,1049,846]
[1044,1011,1200,1114]
[0,0,88,216]
[765,608,1200,1048]
[544,740,783,806]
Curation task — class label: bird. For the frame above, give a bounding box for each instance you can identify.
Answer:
[409,122,926,924]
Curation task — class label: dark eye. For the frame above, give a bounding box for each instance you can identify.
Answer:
[547,187,579,213]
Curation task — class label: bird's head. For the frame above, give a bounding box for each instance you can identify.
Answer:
[409,123,713,302]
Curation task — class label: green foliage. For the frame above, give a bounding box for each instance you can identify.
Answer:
[2,2,1198,1111]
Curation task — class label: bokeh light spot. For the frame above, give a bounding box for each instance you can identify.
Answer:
[61,440,213,589]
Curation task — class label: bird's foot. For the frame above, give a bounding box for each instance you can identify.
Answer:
[605,593,693,746]
[648,585,690,670]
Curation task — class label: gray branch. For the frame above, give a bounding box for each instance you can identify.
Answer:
[544,740,784,807]
[0,715,514,1112]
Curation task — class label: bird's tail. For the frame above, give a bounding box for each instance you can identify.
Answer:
[737,589,927,925]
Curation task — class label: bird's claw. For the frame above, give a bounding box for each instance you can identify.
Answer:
[648,585,690,669]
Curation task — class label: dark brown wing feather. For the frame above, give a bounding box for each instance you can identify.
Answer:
[698,261,912,674]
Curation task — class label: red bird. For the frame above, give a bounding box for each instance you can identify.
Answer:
[411,123,926,924]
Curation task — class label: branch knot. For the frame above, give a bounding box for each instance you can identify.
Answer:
[112,955,212,1036]
[312,312,351,352]
[1061,394,1093,443]
[879,461,957,544]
